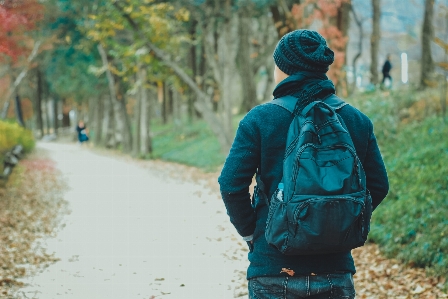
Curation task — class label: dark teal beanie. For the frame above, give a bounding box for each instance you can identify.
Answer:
[273,29,334,74]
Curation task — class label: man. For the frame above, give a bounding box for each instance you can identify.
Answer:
[382,54,392,87]
[218,30,389,299]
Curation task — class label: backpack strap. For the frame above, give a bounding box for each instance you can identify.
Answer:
[270,95,299,114]
[260,96,298,205]
[322,94,349,110]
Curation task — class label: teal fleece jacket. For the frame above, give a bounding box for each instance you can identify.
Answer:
[218,98,389,279]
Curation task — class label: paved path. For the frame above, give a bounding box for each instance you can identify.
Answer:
[19,143,248,299]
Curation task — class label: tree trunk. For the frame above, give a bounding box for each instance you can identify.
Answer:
[34,68,44,137]
[14,94,25,127]
[350,5,363,95]
[138,67,152,156]
[146,89,155,155]
[97,44,132,152]
[118,85,133,153]
[94,95,103,145]
[188,19,198,122]
[162,82,171,124]
[104,95,116,148]
[370,0,381,85]
[338,2,351,96]
[420,0,435,89]
[52,97,58,135]
[238,7,258,113]
[172,88,181,125]
[45,96,51,135]
[61,98,70,128]
[204,14,239,150]
[133,81,142,157]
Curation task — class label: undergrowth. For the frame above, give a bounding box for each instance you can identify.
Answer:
[349,88,448,284]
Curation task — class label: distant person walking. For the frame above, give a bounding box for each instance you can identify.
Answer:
[76,120,89,144]
[381,55,392,87]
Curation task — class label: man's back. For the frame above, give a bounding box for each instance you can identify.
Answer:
[218,29,389,299]
[219,98,389,279]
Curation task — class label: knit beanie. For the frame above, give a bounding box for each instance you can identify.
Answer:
[273,29,334,74]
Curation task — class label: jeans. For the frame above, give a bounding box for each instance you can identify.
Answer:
[248,272,355,299]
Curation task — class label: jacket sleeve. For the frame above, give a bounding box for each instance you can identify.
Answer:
[218,116,260,237]
[364,121,389,210]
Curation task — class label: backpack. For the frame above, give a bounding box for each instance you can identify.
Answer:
[256,94,372,255]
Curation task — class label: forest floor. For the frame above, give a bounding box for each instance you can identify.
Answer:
[1,142,447,298]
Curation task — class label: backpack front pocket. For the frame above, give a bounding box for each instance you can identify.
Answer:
[281,194,366,255]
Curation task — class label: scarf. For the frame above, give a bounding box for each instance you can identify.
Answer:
[272,71,336,113]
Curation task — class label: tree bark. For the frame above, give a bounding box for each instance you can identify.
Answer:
[14,94,25,128]
[350,5,364,95]
[138,67,152,156]
[162,82,172,124]
[118,84,133,153]
[204,14,239,150]
[172,88,181,125]
[97,44,132,152]
[133,80,142,157]
[61,98,70,128]
[104,95,116,148]
[188,19,198,122]
[238,7,258,113]
[34,68,44,137]
[370,0,381,85]
[94,95,104,146]
[52,97,58,135]
[420,0,435,89]
[45,96,51,135]
[145,88,155,155]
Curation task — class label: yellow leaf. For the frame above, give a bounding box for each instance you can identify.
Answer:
[434,37,448,52]
[144,55,152,64]
[124,5,133,14]
[438,62,448,71]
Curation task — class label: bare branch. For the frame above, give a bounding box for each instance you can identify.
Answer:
[1,41,42,119]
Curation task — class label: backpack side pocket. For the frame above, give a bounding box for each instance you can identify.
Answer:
[265,194,289,253]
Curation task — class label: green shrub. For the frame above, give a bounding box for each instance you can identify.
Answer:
[369,117,448,278]
[0,121,35,162]
[348,89,448,281]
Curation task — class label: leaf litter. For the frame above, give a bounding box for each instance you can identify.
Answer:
[0,151,68,298]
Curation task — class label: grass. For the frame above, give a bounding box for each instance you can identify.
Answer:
[150,118,230,171]
[348,88,448,283]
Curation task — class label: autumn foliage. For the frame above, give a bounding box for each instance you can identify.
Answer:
[291,0,350,86]
[0,0,44,60]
